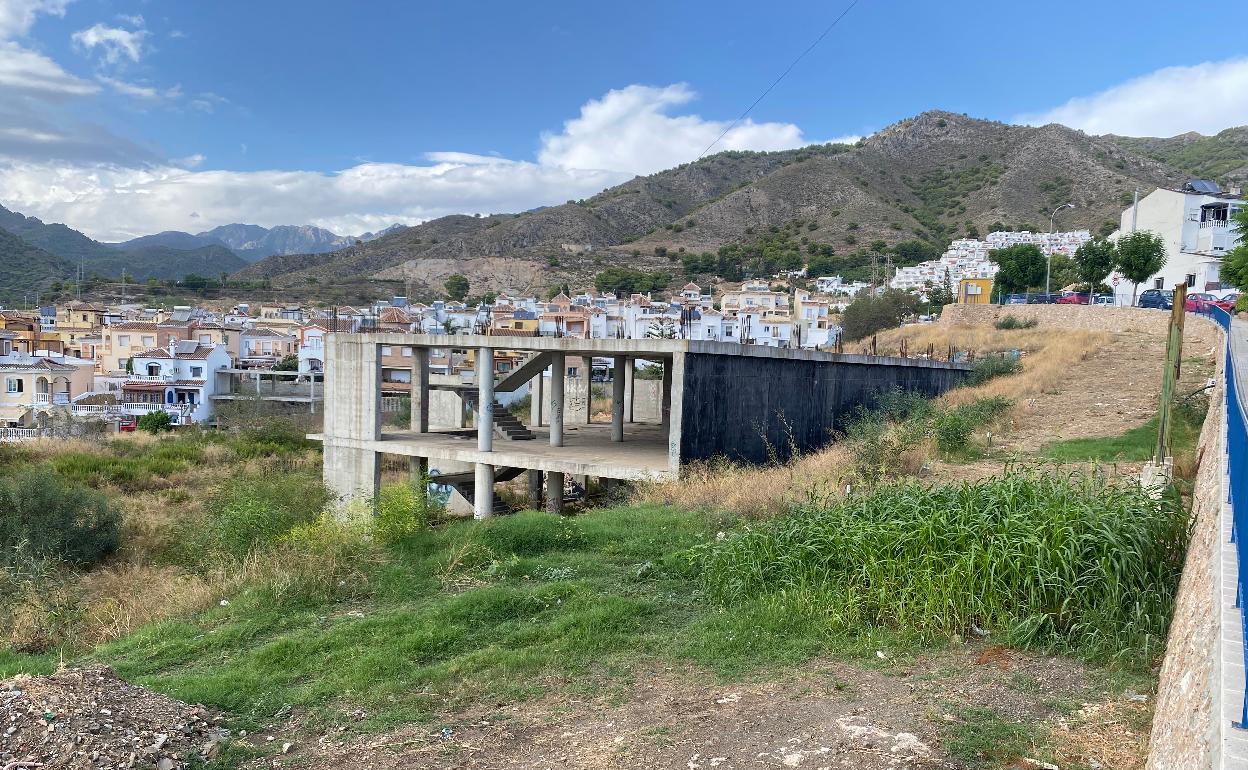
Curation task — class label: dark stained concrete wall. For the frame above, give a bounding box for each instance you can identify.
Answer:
[678,353,968,465]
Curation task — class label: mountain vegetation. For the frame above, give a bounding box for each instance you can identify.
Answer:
[236,110,1231,297]
[0,228,74,305]
[1106,126,1248,186]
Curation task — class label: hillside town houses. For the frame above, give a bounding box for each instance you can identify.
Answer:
[0,197,1237,434]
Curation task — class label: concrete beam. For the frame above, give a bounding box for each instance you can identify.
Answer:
[477,346,494,453]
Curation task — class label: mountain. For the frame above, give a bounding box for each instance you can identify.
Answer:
[84,244,246,281]
[111,222,389,262]
[0,204,246,281]
[238,111,1224,296]
[0,228,74,305]
[1105,126,1248,187]
[198,223,352,261]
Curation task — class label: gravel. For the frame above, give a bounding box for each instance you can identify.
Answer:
[1,666,227,770]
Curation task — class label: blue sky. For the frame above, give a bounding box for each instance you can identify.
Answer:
[2,0,1248,239]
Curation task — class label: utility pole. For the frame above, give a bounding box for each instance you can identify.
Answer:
[1154,282,1188,463]
[1046,203,1075,296]
[1131,188,1140,233]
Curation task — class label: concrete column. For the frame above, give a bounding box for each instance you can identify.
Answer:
[584,356,594,424]
[611,355,627,442]
[660,358,673,429]
[529,372,544,427]
[474,462,494,520]
[409,456,429,502]
[549,352,565,447]
[324,443,381,513]
[545,470,565,515]
[526,469,543,509]
[624,359,635,423]
[411,347,430,432]
[477,346,494,452]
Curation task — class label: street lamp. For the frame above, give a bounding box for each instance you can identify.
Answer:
[1045,203,1075,296]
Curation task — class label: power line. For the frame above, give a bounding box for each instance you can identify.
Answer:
[696,0,863,160]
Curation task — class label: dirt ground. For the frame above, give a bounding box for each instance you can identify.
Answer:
[245,644,1149,770]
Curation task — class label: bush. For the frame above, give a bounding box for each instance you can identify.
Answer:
[993,316,1037,330]
[137,411,173,434]
[0,468,120,567]
[195,473,331,560]
[375,482,438,544]
[966,354,1022,386]
[693,466,1189,662]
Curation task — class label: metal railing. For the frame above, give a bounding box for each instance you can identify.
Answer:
[1205,306,1248,726]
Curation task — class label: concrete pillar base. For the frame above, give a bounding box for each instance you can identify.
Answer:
[323,443,380,517]
[545,471,565,515]
[409,456,429,502]
[474,462,495,520]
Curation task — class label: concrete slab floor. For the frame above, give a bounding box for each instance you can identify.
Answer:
[312,422,674,481]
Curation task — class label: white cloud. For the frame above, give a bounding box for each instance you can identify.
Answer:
[97,75,179,100]
[1016,58,1248,137]
[538,83,804,174]
[0,40,96,96]
[72,22,147,65]
[0,0,71,39]
[0,83,817,241]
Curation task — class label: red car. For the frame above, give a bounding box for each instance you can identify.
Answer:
[1184,292,1235,313]
[1055,292,1090,305]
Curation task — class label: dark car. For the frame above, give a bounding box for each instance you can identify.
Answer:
[1025,293,1058,304]
[1137,289,1173,310]
[1005,293,1028,305]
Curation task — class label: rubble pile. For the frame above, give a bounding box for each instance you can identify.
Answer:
[1,666,227,770]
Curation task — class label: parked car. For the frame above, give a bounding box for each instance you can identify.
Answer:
[1055,292,1090,305]
[1093,295,1116,306]
[1005,293,1028,305]
[1025,293,1058,304]
[1137,289,1173,310]
[1184,292,1236,314]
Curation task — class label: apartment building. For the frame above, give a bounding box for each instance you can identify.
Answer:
[1110,179,1243,300]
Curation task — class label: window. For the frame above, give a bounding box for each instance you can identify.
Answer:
[1186,274,1196,288]
[118,358,127,369]
[142,336,155,346]
[199,335,211,344]
[1153,278,1164,290]
[401,347,412,357]
[5,378,21,393]
[381,346,393,356]
[118,335,130,346]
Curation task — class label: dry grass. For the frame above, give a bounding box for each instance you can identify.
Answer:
[636,321,1110,518]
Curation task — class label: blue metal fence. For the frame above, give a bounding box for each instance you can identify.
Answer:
[1206,307,1248,726]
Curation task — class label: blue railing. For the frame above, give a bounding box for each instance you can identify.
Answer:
[1205,306,1248,726]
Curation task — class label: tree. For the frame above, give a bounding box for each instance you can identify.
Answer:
[137,410,174,434]
[991,244,1047,295]
[273,354,299,371]
[594,268,671,296]
[1073,237,1116,294]
[645,316,680,339]
[1115,230,1167,304]
[1220,210,1248,294]
[444,273,469,300]
[840,289,921,341]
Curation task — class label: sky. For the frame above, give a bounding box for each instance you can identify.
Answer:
[2,0,1248,241]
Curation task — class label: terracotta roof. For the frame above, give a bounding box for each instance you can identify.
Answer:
[0,357,78,372]
[134,345,216,360]
[107,321,158,331]
[243,328,294,338]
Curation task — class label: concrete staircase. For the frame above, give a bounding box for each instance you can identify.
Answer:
[494,352,551,393]
[436,466,524,516]
[458,388,535,440]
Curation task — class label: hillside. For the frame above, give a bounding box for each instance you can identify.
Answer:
[1105,126,1248,187]
[237,111,1218,295]
[112,222,403,263]
[85,244,246,281]
[0,228,73,305]
[0,205,246,281]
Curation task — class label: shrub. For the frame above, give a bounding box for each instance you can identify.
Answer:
[0,468,121,567]
[195,473,331,560]
[993,316,1037,330]
[693,466,1189,662]
[137,411,174,434]
[375,482,438,544]
[966,354,1022,386]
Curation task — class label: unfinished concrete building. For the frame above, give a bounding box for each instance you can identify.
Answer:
[314,335,970,517]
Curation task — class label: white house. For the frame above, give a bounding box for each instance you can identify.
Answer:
[1111,179,1243,302]
[123,341,232,424]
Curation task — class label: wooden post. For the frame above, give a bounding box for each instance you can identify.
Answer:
[1154,283,1188,462]
[870,335,877,356]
